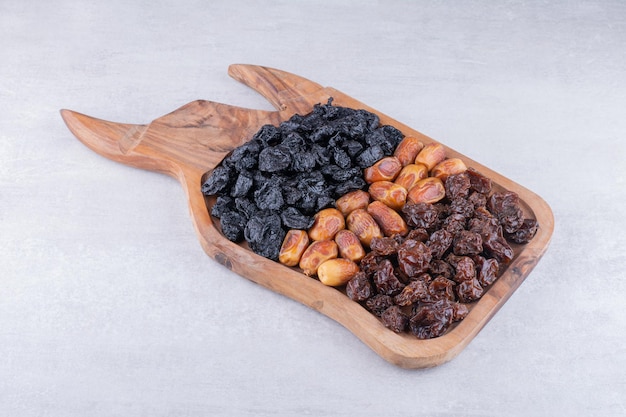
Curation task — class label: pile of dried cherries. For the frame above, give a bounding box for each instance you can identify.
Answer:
[202,99,538,339]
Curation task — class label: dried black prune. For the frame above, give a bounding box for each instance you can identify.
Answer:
[254,182,284,211]
[234,197,259,220]
[201,166,232,195]
[334,177,366,197]
[244,212,285,261]
[280,207,314,230]
[332,148,352,169]
[219,211,247,242]
[203,100,403,260]
[355,145,384,168]
[253,124,281,146]
[257,146,292,173]
[230,171,253,197]
[210,195,234,218]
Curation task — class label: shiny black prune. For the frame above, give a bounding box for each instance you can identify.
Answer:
[332,148,352,169]
[331,166,361,183]
[210,195,233,218]
[290,150,317,172]
[219,211,247,242]
[253,124,281,146]
[355,145,384,168]
[230,171,253,197]
[334,177,366,197]
[253,182,284,211]
[280,207,314,230]
[201,166,232,195]
[342,140,364,157]
[234,197,259,220]
[244,212,285,261]
[257,146,292,173]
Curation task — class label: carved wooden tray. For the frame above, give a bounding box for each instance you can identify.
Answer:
[61,64,554,368]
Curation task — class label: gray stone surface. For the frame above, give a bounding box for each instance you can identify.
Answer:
[1,1,625,416]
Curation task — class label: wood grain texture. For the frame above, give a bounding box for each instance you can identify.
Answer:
[61,64,554,368]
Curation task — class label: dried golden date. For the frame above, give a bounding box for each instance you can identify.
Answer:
[368,181,407,211]
[346,208,383,247]
[415,142,446,171]
[364,156,402,183]
[407,177,446,204]
[394,136,424,167]
[317,258,360,287]
[394,163,429,192]
[334,229,366,262]
[299,240,338,276]
[335,190,370,217]
[367,201,409,237]
[432,158,467,182]
[278,229,309,267]
[308,208,345,241]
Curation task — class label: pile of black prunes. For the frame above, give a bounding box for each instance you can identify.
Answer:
[201,99,403,260]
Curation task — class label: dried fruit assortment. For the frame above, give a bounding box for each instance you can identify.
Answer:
[202,99,403,260]
[202,100,538,339]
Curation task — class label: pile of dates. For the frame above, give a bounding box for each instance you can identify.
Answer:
[202,100,538,339]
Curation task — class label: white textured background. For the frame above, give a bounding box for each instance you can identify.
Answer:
[1,1,625,416]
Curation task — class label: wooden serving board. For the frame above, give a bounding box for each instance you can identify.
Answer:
[61,64,554,368]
